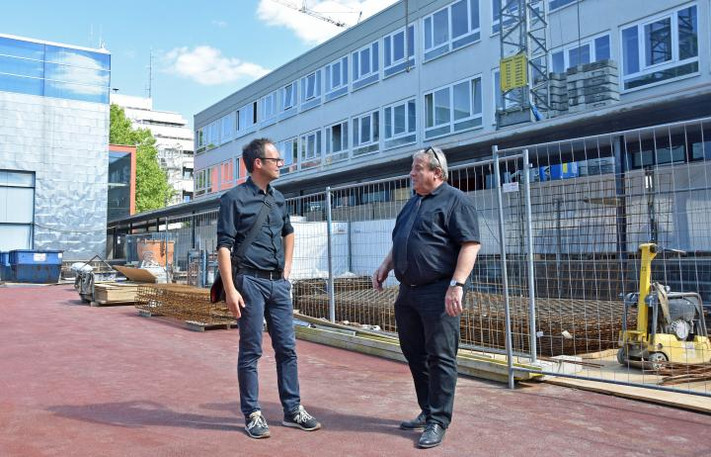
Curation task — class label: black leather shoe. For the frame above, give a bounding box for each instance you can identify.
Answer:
[418,423,445,448]
[399,411,427,430]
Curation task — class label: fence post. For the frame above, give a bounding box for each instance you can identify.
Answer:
[523,149,538,363]
[493,145,515,389]
[326,187,335,323]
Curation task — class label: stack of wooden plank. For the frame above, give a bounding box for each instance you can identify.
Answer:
[92,282,141,306]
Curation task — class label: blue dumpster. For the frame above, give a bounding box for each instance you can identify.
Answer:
[9,250,64,283]
[0,251,11,281]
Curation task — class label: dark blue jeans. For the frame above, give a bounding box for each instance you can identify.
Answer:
[395,279,461,428]
[235,274,300,418]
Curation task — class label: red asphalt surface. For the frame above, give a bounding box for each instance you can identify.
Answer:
[1,285,710,457]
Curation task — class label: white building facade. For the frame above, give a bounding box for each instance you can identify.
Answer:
[111,94,194,205]
[194,0,710,198]
[0,33,111,259]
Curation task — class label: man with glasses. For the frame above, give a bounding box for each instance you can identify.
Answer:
[372,146,480,449]
[217,138,321,439]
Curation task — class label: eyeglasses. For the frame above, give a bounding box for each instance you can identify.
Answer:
[425,146,442,169]
[260,157,285,166]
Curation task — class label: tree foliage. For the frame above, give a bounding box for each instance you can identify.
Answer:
[109,104,174,212]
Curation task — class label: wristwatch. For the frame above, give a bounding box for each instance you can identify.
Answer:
[449,279,465,288]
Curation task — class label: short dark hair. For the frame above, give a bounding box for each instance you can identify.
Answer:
[242,138,274,173]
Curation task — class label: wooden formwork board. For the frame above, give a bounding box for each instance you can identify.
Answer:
[91,282,141,305]
[293,323,542,383]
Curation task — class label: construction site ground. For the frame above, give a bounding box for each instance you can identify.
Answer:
[2,284,711,457]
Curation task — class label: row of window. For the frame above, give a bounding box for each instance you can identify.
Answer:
[194,1,574,151]
[196,1,700,154]
[196,75,487,195]
[0,36,111,104]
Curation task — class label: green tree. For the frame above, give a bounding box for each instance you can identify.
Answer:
[110,104,174,212]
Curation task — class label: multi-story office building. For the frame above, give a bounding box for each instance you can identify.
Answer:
[0,33,110,258]
[111,94,194,205]
[193,0,710,198]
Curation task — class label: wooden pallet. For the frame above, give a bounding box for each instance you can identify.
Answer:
[90,300,135,307]
[138,309,236,332]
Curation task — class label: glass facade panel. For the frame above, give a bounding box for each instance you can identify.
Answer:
[0,36,44,60]
[678,6,698,60]
[0,73,43,96]
[0,55,44,77]
[0,36,110,103]
[433,9,449,47]
[469,0,479,30]
[108,151,132,220]
[407,101,415,132]
[45,62,110,86]
[453,81,470,121]
[569,44,590,67]
[45,45,110,69]
[394,104,405,135]
[595,36,610,61]
[452,0,469,38]
[434,87,450,125]
[645,18,672,66]
[393,31,404,62]
[621,5,698,89]
[549,0,576,11]
[622,26,640,75]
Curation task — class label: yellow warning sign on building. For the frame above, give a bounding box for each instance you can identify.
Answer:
[500,53,528,92]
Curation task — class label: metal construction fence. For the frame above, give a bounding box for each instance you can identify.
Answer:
[111,116,711,397]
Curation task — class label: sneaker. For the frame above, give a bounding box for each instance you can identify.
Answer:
[282,405,321,431]
[245,410,271,439]
[400,411,427,430]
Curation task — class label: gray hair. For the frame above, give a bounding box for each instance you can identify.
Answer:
[413,146,448,181]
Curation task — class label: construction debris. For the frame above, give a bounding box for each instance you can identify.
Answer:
[657,363,711,386]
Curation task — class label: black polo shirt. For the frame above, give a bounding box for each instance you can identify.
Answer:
[392,182,480,287]
[216,177,294,271]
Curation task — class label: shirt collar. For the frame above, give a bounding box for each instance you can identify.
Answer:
[246,176,273,196]
[424,181,447,198]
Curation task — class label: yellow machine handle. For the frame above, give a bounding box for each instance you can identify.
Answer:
[636,243,657,334]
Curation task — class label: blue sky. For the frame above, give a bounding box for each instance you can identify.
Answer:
[0,0,397,128]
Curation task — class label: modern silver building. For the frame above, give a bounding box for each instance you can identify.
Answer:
[193,0,710,198]
[0,33,111,258]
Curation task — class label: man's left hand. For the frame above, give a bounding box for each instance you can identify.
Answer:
[445,286,464,316]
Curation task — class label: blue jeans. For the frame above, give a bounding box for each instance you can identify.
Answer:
[395,279,461,428]
[235,274,300,418]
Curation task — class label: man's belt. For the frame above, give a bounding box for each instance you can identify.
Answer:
[237,267,283,280]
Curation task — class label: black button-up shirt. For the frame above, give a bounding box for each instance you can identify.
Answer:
[392,182,480,287]
[216,177,294,271]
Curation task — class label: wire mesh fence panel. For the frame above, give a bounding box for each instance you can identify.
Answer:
[499,117,711,396]
[107,117,711,397]
[286,179,410,332]
[448,157,533,357]
[164,211,219,286]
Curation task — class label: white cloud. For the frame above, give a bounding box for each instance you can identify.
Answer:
[212,20,228,28]
[257,0,399,45]
[161,46,270,86]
